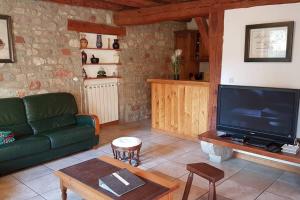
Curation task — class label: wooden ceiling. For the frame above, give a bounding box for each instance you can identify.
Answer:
[47,0,300,26]
[46,0,198,11]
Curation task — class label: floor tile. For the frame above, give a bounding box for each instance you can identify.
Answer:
[148,134,182,146]
[0,175,22,188]
[149,160,189,179]
[198,193,232,200]
[227,168,277,190]
[179,173,209,190]
[24,173,60,194]
[243,162,283,179]
[44,157,81,171]
[70,149,108,162]
[0,184,38,200]
[12,165,53,182]
[256,192,292,200]
[266,180,300,200]
[41,188,82,200]
[216,179,262,200]
[168,140,201,153]
[173,180,207,200]
[26,196,46,200]
[277,171,300,187]
[174,150,209,165]
[139,150,169,169]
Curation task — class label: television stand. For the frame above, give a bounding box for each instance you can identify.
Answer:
[200,131,297,160]
[245,137,272,148]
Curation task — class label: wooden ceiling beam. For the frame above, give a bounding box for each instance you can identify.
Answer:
[45,0,127,11]
[114,0,300,26]
[114,0,211,25]
[103,0,161,8]
[195,17,209,51]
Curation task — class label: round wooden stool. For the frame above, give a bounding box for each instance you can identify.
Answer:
[182,163,224,200]
[111,137,142,167]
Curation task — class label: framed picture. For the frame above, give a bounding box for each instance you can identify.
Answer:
[244,21,294,62]
[0,15,15,63]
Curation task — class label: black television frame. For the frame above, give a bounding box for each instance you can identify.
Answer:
[217,84,300,145]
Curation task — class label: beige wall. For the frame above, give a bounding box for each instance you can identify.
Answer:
[0,0,186,122]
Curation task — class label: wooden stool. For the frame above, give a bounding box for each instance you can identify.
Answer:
[111,137,142,167]
[182,163,224,200]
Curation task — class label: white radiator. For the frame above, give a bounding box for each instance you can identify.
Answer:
[84,78,119,124]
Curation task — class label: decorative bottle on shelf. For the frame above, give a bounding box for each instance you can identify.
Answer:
[96,34,103,48]
[112,39,120,49]
[81,50,87,65]
[80,34,88,49]
[82,68,87,79]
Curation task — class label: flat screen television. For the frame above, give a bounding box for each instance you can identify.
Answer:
[217,85,300,145]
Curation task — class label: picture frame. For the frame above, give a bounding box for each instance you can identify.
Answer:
[0,15,15,63]
[244,21,294,62]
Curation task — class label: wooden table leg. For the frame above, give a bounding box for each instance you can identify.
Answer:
[60,180,67,200]
[208,181,216,200]
[182,172,194,200]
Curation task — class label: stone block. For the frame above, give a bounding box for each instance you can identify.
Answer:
[200,141,233,163]
[15,36,25,44]
[29,80,41,90]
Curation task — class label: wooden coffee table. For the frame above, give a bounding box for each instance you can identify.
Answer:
[55,156,179,200]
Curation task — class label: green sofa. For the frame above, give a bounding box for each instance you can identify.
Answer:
[0,92,99,175]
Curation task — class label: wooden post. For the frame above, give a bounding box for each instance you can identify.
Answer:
[207,8,225,130]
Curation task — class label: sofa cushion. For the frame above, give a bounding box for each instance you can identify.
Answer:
[0,135,50,162]
[23,93,78,134]
[41,124,95,149]
[0,97,33,139]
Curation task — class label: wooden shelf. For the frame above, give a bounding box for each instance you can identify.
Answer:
[80,48,121,51]
[82,63,122,66]
[199,130,300,164]
[84,76,121,80]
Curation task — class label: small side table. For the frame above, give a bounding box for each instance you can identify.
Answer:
[111,137,142,167]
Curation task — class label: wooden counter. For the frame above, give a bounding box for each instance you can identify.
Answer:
[148,79,210,139]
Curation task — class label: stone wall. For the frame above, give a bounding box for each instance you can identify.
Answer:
[119,23,186,122]
[0,0,186,122]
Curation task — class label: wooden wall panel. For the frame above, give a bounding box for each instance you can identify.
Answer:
[150,82,209,139]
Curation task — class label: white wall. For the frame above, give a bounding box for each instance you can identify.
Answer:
[221,3,300,138]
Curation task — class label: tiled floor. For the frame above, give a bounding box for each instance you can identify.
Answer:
[1,119,300,200]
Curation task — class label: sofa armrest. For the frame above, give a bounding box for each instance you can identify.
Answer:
[76,114,100,136]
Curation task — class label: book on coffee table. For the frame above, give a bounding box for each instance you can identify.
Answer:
[99,168,145,197]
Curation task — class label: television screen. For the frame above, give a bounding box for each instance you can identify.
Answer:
[217,85,300,144]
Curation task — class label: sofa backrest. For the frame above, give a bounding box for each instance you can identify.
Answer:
[0,97,33,139]
[23,93,78,134]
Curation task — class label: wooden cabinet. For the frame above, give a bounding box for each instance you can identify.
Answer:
[174,30,209,80]
[148,79,209,139]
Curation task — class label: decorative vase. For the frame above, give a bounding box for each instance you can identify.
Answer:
[81,50,87,64]
[112,39,120,49]
[96,34,103,48]
[80,35,88,49]
[90,55,99,64]
[82,68,87,79]
[173,74,180,80]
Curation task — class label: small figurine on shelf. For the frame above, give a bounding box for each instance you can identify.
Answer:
[112,39,120,49]
[97,69,106,78]
[80,34,88,49]
[82,68,87,79]
[96,34,103,48]
[81,50,87,65]
[90,55,99,64]
[107,38,111,49]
